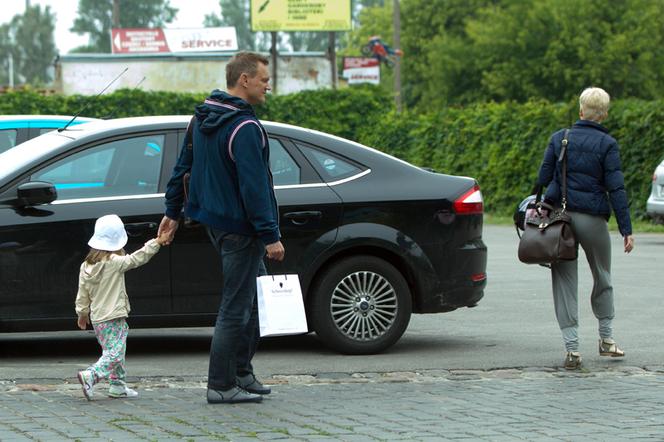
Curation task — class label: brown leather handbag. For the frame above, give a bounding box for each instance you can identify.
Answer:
[518,129,578,265]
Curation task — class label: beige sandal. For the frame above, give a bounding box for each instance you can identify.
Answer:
[564,351,582,370]
[599,338,625,357]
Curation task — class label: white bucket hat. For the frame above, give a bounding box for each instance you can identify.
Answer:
[88,214,128,251]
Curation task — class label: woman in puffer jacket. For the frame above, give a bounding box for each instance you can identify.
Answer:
[537,87,635,370]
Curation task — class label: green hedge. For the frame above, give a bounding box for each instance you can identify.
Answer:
[1,87,660,219]
[355,99,661,220]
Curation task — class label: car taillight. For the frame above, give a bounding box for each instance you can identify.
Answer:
[654,173,658,182]
[453,184,483,215]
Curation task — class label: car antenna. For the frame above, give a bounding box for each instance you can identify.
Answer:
[102,76,146,120]
[58,67,129,132]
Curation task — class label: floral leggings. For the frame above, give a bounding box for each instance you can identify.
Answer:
[89,318,128,386]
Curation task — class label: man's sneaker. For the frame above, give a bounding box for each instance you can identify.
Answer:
[207,386,263,404]
[599,338,625,357]
[108,385,139,398]
[237,374,271,395]
[564,351,582,370]
[77,370,95,400]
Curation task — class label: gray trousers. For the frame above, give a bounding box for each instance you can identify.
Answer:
[550,211,615,352]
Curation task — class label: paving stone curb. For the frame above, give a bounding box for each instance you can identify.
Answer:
[3,365,663,393]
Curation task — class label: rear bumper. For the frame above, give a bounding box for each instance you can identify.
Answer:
[415,236,487,313]
[647,196,664,219]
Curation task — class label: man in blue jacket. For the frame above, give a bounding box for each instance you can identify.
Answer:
[159,52,284,403]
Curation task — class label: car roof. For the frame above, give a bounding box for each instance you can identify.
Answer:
[0,115,98,129]
[0,115,422,185]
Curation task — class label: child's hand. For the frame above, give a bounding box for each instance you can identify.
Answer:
[77,315,89,330]
[156,234,169,246]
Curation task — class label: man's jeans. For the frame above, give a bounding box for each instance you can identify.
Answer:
[206,228,266,390]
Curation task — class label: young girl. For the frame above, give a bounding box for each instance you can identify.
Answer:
[75,214,166,400]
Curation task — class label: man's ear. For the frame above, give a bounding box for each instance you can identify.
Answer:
[240,73,249,88]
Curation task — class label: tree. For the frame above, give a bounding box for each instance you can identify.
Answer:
[0,5,57,86]
[465,0,664,102]
[398,0,664,107]
[70,0,177,53]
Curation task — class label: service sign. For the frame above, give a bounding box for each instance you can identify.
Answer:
[342,57,380,85]
[111,27,238,54]
[250,0,351,31]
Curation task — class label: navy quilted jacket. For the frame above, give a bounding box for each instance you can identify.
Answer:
[537,119,632,236]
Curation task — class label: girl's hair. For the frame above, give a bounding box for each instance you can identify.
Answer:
[85,248,125,264]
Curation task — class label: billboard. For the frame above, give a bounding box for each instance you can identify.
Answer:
[342,57,380,85]
[251,0,351,31]
[111,28,238,54]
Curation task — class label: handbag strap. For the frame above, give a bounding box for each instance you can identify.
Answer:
[532,128,570,207]
[558,129,570,211]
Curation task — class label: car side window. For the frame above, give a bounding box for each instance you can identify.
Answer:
[39,128,56,135]
[31,134,165,200]
[0,129,17,154]
[269,138,301,186]
[296,142,363,182]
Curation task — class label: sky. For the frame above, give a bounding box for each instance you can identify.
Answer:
[2,0,222,53]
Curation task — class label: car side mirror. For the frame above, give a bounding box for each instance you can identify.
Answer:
[16,181,57,207]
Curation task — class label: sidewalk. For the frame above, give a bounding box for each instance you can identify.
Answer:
[1,367,663,441]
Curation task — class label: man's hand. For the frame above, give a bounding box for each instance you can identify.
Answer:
[265,241,285,261]
[624,235,634,253]
[77,315,89,330]
[158,216,179,245]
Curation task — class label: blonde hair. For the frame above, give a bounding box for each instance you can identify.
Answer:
[85,248,125,264]
[579,87,610,122]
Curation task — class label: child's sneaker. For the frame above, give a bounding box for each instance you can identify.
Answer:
[108,385,138,398]
[77,370,95,400]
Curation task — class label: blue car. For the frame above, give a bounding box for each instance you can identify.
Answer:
[0,115,98,154]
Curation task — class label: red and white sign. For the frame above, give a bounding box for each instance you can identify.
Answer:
[112,28,169,53]
[342,57,380,85]
[112,27,238,54]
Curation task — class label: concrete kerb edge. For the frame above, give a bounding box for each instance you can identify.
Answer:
[3,365,664,393]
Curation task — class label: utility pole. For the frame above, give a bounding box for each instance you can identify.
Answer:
[112,0,120,27]
[270,32,278,95]
[8,54,14,89]
[393,0,402,113]
[328,32,337,89]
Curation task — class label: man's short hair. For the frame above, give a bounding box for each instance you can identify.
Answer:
[226,52,269,88]
[579,87,610,121]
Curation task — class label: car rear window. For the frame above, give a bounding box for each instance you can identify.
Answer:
[295,142,364,182]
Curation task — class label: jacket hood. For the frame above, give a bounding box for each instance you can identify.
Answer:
[81,261,105,284]
[195,90,255,134]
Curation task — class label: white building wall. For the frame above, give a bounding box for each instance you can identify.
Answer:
[55,53,332,95]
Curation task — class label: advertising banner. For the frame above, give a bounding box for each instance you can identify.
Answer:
[111,27,238,54]
[342,57,380,85]
[250,0,351,31]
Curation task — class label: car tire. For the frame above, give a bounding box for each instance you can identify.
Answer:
[310,255,412,354]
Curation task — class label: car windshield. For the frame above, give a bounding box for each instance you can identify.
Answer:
[0,131,73,182]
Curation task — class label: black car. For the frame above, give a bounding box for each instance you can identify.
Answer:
[0,116,487,354]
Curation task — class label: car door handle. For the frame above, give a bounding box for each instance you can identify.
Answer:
[125,222,158,236]
[283,211,322,225]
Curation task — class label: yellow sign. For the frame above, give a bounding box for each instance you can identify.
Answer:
[251,0,352,31]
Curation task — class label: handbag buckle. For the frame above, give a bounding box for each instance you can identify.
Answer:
[539,222,548,229]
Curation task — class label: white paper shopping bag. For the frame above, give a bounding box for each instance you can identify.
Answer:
[256,274,308,337]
